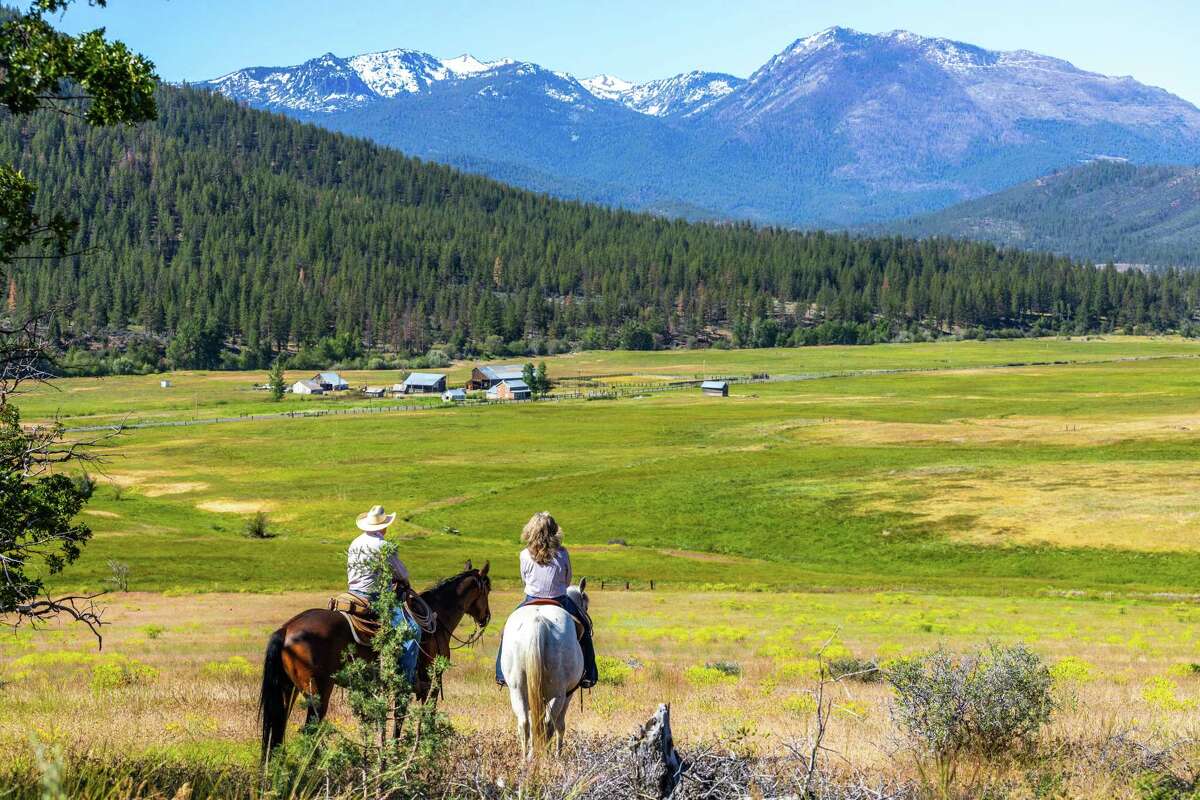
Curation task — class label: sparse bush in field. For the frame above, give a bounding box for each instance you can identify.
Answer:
[824,655,881,683]
[244,511,273,539]
[782,693,817,715]
[106,559,130,592]
[596,655,633,686]
[606,538,627,546]
[1168,663,1200,678]
[1142,677,1197,712]
[72,472,96,499]
[138,624,165,640]
[1135,771,1200,800]
[90,656,158,692]
[889,642,1056,795]
[775,660,820,680]
[1049,656,1095,685]
[706,660,741,677]
[110,484,124,501]
[684,664,739,686]
[201,656,254,680]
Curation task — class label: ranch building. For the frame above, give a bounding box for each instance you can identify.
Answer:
[292,379,324,395]
[314,371,348,391]
[487,378,532,401]
[442,388,467,403]
[467,364,525,390]
[362,386,386,398]
[400,372,448,394]
[700,380,729,397]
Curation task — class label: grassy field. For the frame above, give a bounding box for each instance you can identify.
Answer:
[23,336,1200,596]
[4,588,1200,797]
[16,335,1200,427]
[5,337,1200,796]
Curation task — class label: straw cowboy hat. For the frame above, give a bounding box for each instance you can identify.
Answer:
[356,504,396,532]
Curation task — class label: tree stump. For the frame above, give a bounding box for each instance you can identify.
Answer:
[629,703,684,798]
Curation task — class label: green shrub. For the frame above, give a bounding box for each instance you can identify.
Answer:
[90,656,158,692]
[705,660,741,677]
[596,655,633,686]
[684,665,739,686]
[201,656,255,680]
[889,642,1056,759]
[245,511,273,539]
[824,655,881,683]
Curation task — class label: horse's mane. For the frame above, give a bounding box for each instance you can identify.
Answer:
[420,569,481,604]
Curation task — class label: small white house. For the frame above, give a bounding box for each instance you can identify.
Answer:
[159,380,172,389]
[292,379,324,395]
[442,388,467,403]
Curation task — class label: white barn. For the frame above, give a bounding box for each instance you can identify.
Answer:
[292,379,324,395]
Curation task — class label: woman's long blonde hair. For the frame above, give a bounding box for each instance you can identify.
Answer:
[522,512,562,566]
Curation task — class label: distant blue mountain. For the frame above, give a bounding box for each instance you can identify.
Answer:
[197,28,1200,226]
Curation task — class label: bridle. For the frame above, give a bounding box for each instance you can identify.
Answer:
[450,574,492,649]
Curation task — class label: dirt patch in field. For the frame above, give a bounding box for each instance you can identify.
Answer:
[196,499,277,514]
[802,414,1200,448]
[81,509,119,518]
[143,482,209,497]
[872,462,1200,551]
[657,549,748,564]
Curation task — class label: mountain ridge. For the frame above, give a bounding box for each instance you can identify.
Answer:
[195,27,1200,227]
[882,159,1200,268]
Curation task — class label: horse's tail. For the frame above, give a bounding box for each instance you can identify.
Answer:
[524,615,550,752]
[259,626,292,758]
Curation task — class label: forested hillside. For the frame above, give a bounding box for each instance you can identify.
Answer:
[886,161,1200,268]
[5,87,1200,369]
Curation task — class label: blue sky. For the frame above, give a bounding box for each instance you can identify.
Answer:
[52,0,1200,105]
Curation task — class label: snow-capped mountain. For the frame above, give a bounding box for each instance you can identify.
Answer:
[203,53,376,113]
[197,28,1200,226]
[603,71,745,117]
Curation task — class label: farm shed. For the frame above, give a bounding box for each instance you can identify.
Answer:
[292,379,324,395]
[442,388,467,403]
[314,371,348,391]
[468,364,524,390]
[159,380,171,388]
[700,380,729,397]
[487,378,531,401]
[363,386,386,398]
[401,372,447,393]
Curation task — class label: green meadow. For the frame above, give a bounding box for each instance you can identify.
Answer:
[18,335,1200,427]
[36,336,1200,597]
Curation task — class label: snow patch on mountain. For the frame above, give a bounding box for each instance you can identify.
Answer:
[580,74,634,102]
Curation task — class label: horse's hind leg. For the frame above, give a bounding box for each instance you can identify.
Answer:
[304,677,333,726]
[548,694,569,755]
[507,685,530,761]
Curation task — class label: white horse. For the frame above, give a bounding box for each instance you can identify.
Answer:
[499,579,589,759]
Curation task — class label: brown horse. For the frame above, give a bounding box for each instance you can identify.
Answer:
[258,561,491,755]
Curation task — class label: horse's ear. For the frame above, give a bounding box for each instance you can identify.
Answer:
[464,559,472,571]
[480,560,490,576]
[579,577,587,593]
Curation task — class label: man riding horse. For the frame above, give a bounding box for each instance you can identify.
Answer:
[346,504,422,686]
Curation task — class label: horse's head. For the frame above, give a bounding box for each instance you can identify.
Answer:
[459,559,492,628]
[566,577,589,616]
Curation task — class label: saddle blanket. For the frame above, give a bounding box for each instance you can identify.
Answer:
[523,597,587,640]
[329,592,381,645]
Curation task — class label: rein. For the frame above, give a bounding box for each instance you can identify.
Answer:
[448,622,487,649]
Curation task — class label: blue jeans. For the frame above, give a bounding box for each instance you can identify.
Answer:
[392,605,421,686]
[362,593,421,685]
[494,595,597,688]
